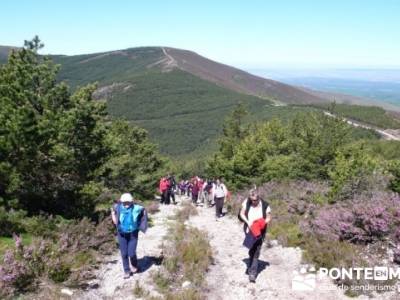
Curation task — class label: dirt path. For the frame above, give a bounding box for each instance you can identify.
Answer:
[187,205,366,300]
[161,47,177,70]
[75,200,180,299]
[323,111,400,141]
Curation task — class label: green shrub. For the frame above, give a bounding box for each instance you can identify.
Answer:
[21,215,60,238]
[388,160,400,193]
[302,237,363,270]
[165,288,202,300]
[0,208,26,236]
[133,280,147,297]
[268,221,303,247]
[71,251,95,269]
[48,262,71,283]
[173,201,198,222]
[154,208,212,298]
[207,112,355,189]
[328,143,381,201]
[153,270,171,293]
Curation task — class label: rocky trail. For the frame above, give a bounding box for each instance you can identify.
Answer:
[73,195,397,299]
[75,202,178,299]
[188,202,358,300]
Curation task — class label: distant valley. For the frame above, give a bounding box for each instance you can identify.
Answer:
[250,68,400,107]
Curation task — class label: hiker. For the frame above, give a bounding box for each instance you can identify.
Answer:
[203,179,214,207]
[111,193,148,279]
[159,177,170,205]
[197,177,204,206]
[191,178,200,204]
[239,189,271,283]
[178,180,186,195]
[167,174,177,204]
[212,178,228,218]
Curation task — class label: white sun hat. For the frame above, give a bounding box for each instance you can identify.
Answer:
[120,193,134,203]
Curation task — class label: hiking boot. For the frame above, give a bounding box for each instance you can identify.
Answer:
[249,274,256,283]
[123,272,130,279]
[130,266,139,274]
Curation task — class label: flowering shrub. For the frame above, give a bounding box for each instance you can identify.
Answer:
[308,192,400,243]
[229,180,329,217]
[0,217,115,298]
[0,235,51,297]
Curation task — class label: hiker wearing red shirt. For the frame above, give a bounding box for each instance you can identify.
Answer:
[239,189,271,283]
[159,177,170,205]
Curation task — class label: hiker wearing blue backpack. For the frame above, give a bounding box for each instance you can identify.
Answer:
[111,193,148,279]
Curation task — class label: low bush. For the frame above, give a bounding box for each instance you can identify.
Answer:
[388,160,400,193]
[328,143,383,201]
[302,236,363,270]
[48,261,71,283]
[153,207,212,298]
[165,288,203,300]
[173,201,198,222]
[268,221,303,247]
[0,208,27,237]
[308,192,400,243]
[0,237,51,298]
[22,215,67,239]
[0,216,115,298]
[162,223,212,286]
[133,280,147,298]
[145,201,160,215]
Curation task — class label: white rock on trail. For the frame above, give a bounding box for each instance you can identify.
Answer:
[60,288,73,296]
[182,280,192,288]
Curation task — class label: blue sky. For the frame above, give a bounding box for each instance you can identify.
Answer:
[1,0,399,68]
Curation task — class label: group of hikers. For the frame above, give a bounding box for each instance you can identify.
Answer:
[111,176,271,283]
[160,175,230,219]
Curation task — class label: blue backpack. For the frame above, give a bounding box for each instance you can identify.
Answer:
[116,203,143,233]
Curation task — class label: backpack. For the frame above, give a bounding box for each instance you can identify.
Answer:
[214,184,226,197]
[238,198,269,226]
[168,177,176,189]
[205,181,213,192]
[116,203,143,233]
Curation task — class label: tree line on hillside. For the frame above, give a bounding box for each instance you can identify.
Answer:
[0,38,169,297]
[206,103,400,198]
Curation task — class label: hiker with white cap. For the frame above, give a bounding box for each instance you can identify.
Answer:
[111,193,148,279]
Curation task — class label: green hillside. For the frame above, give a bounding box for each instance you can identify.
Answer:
[2,46,397,155]
[52,47,165,88]
[50,48,284,155]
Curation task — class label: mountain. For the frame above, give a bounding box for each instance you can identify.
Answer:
[157,48,330,104]
[47,46,329,155]
[0,46,17,62]
[1,45,393,155]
